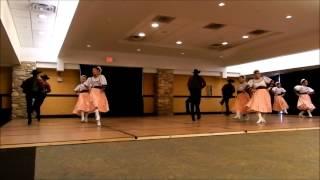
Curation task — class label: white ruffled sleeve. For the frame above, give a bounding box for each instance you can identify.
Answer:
[307,87,314,93]
[100,75,107,86]
[263,76,272,84]
[84,78,91,88]
[247,79,254,88]
[74,84,80,92]
[294,85,302,92]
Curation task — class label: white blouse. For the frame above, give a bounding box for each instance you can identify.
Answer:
[237,82,249,92]
[294,85,314,94]
[85,75,107,88]
[248,76,272,88]
[74,83,88,92]
[272,87,286,95]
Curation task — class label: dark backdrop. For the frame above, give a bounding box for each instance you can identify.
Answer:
[272,67,320,116]
[80,65,143,116]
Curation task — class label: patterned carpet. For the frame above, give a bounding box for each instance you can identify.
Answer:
[31,130,320,180]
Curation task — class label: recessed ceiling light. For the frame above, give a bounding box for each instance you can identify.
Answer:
[86,44,91,48]
[218,2,225,7]
[180,52,185,55]
[38,14,47,19]
[138,32,146,37]
[285,15,292,19]
[151,22,159,28]
[242,35,249,39]
[176,40,183,45]
[136,48,141,52]
[221,41,228,45]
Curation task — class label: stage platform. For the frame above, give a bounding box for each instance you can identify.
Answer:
[0,114,319,149]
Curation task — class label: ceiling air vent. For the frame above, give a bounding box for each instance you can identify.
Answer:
[127,35,145,41]
[152,15,175,24]
[204,23,225,30]
[248,29,269,35]
[208,43,233,50]
[31,3,56,14]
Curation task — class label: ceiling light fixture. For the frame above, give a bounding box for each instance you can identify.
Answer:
[38,14,47,19]
[138,32,146,37]
[86,44,91,48]
[151,22,159,28]
[136,48,141,52]
[176,41,183,45]
[285,15,292,19]
[242,35,249,39]
[221,41,228,45]
[218,2,225,7]
[180,52,185,55]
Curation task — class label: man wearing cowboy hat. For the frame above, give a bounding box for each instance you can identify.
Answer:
[188,69,206,121]
[33,74,51,122]
[220,79,235,115]
[21,69,43,125]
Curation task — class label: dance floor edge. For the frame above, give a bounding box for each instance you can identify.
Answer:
[1,114,319,149]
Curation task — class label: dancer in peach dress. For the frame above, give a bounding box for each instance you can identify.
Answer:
[246,70,272,124]
[294,79,315,118]
[85,66,110,126]
[272,82,289,114]
[73,75,92,122]
[232,75,250,120]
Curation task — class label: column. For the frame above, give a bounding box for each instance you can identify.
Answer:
[11,62,36,119]
[155,69,174,116]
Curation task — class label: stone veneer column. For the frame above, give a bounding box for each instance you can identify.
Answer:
[11,62,36,119]
[155,69,174,116]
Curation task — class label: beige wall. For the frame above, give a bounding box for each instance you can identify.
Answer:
[143,73,239,114]
[36,69,237,115]
[173,75,238,113]
[0,66,12,108]
[143,73,155,114]
[38,68,79,115]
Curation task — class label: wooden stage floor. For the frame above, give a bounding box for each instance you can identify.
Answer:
[1,114,319,149]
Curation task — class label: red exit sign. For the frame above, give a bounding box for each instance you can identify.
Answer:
[106,56,113,63]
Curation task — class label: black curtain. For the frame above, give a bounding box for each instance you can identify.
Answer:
[80,65,143,116]
[272,67,320,116]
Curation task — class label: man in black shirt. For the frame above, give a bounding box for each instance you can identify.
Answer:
[188,69,206,121]
[21,70,43,125]
[220,79,235,115]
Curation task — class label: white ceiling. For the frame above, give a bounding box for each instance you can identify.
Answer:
[7,0,58,48]
[60,0,319,67]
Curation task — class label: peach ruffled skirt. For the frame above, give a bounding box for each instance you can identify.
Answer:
[273,96,289,112]
[246,89,272,113]
[73,92,93,115]
[297,94,315,111]
[233,92,250,113]
[89,88,110,113]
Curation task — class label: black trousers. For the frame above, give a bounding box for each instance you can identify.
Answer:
[33,94,46,121]
[220,96,231,115]
[26,94,46,124]
[189,89,202,121]
[185,97,191,114]
[26,94,37,124]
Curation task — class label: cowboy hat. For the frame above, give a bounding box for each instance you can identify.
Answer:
[40,74,50,80]
[193,69,201,74]
[31,69,42,75]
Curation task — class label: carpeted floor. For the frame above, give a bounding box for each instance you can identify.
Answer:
[34,130,320,180]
